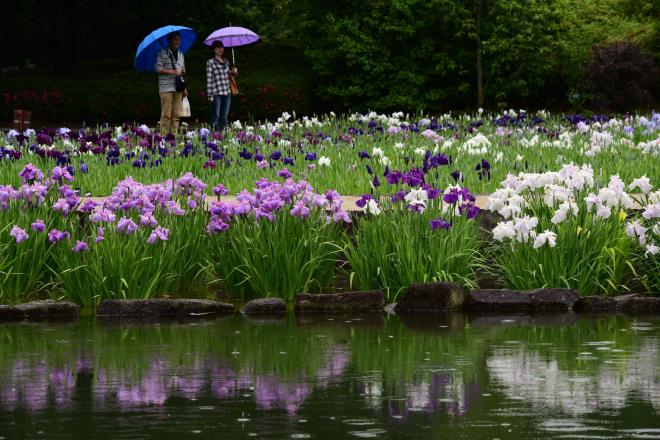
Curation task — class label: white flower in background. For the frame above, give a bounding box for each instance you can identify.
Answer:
[516,154,524,162]
[642,204,660,219]
[371,147,384,158]
[494,152,504,163]
[626,221,647,245]
[232,120,243,130]
[576,121,589,133]
[394,142,405,150]
[493,221,516,241]
[414,147,426,156]
[364,199,381,216]
[442,139,455,149]
[478,107,484,114]
[23,128,35,137]
[551,200,579,224]
[513,216,538,243]
[405,188,429,212]
[465,133,491,148]
[380,156,391,167]
[646,244,659,256]
[596,203,612,219]
[533,230,557,248]
[544,185,572,207]
[629,176,653,194]
[635,138,660,156]
[318,156,331,167]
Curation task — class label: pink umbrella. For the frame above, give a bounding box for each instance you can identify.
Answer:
[204,26,260,65]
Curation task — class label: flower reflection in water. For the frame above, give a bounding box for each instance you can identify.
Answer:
[487,339,660,414]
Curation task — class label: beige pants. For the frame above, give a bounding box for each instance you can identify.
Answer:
[159,92,183,134]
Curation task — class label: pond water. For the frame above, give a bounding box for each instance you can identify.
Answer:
[0,313,658,439]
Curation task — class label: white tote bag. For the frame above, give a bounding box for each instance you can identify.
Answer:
[181,96,191,117]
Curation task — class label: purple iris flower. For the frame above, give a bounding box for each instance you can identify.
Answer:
[48,229,70,243]
[366,164,373,175]
[254,153,265,162]
[386,170,402,185]
[147,226,169,244]
[213,184,229,196]
[117,217,138,235]
[450,170,463,182]
[355,194,372,208]
[270,150,282,161]
[391,190,405,203]
[443,192,459,205]
[358,151,370,159]
[31,219,46,232]
[290,200,310,218]
[305,152,317,161]
[10,226,29,244]
[283,156,294,165]
[277,168,293,179]
[19,164,44,183]
[72,240,88,253]
[372,176,381,187]
[239,148,252,160]
[402,169,424,187]
[430,217,451,230]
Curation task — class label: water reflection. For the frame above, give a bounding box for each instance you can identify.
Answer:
[487,338,660,414]
[0,315,658,439]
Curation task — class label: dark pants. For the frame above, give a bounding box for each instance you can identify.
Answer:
[211,94,231,132]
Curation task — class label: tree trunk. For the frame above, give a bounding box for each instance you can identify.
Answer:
[476,0,484,108]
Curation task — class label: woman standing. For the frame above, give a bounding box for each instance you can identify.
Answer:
[206,41,237,132]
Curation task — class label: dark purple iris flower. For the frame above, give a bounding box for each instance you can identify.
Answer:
[402,168,424,187]
[430,217,451,230]
[391,190,405,203]
[460,203,480,219]
[386,170,402,185]
[305,152,317,161]
[372,176,381,187]
[450,170,463,182]
[358,151,370,159]
[254,153,265,162]
[270,150,282,161]
[356,194,372,208]
[283,156,294,165]
[443,192,459,204]
[239,148,253,160]
[423,185,440,200]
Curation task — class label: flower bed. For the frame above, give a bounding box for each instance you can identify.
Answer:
[1,110,658,197]
[1,110,659,306]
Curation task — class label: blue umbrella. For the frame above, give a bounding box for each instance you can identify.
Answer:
[133,25,196,72]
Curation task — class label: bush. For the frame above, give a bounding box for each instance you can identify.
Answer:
[586,42,656,112]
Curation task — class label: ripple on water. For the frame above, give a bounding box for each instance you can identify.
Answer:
[348,429,388,438]
[343,419,378,426]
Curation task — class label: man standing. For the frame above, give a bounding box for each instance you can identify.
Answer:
[155,32,187,134]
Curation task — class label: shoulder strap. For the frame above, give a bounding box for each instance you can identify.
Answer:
[167,49,176,70]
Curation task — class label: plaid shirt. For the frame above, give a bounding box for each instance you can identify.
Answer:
[155,48,185,93]
[206,58,231,100]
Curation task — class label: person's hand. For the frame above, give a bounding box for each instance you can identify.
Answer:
[183,89,189,97]
[174,68,182,76]
[231,67,238,75]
